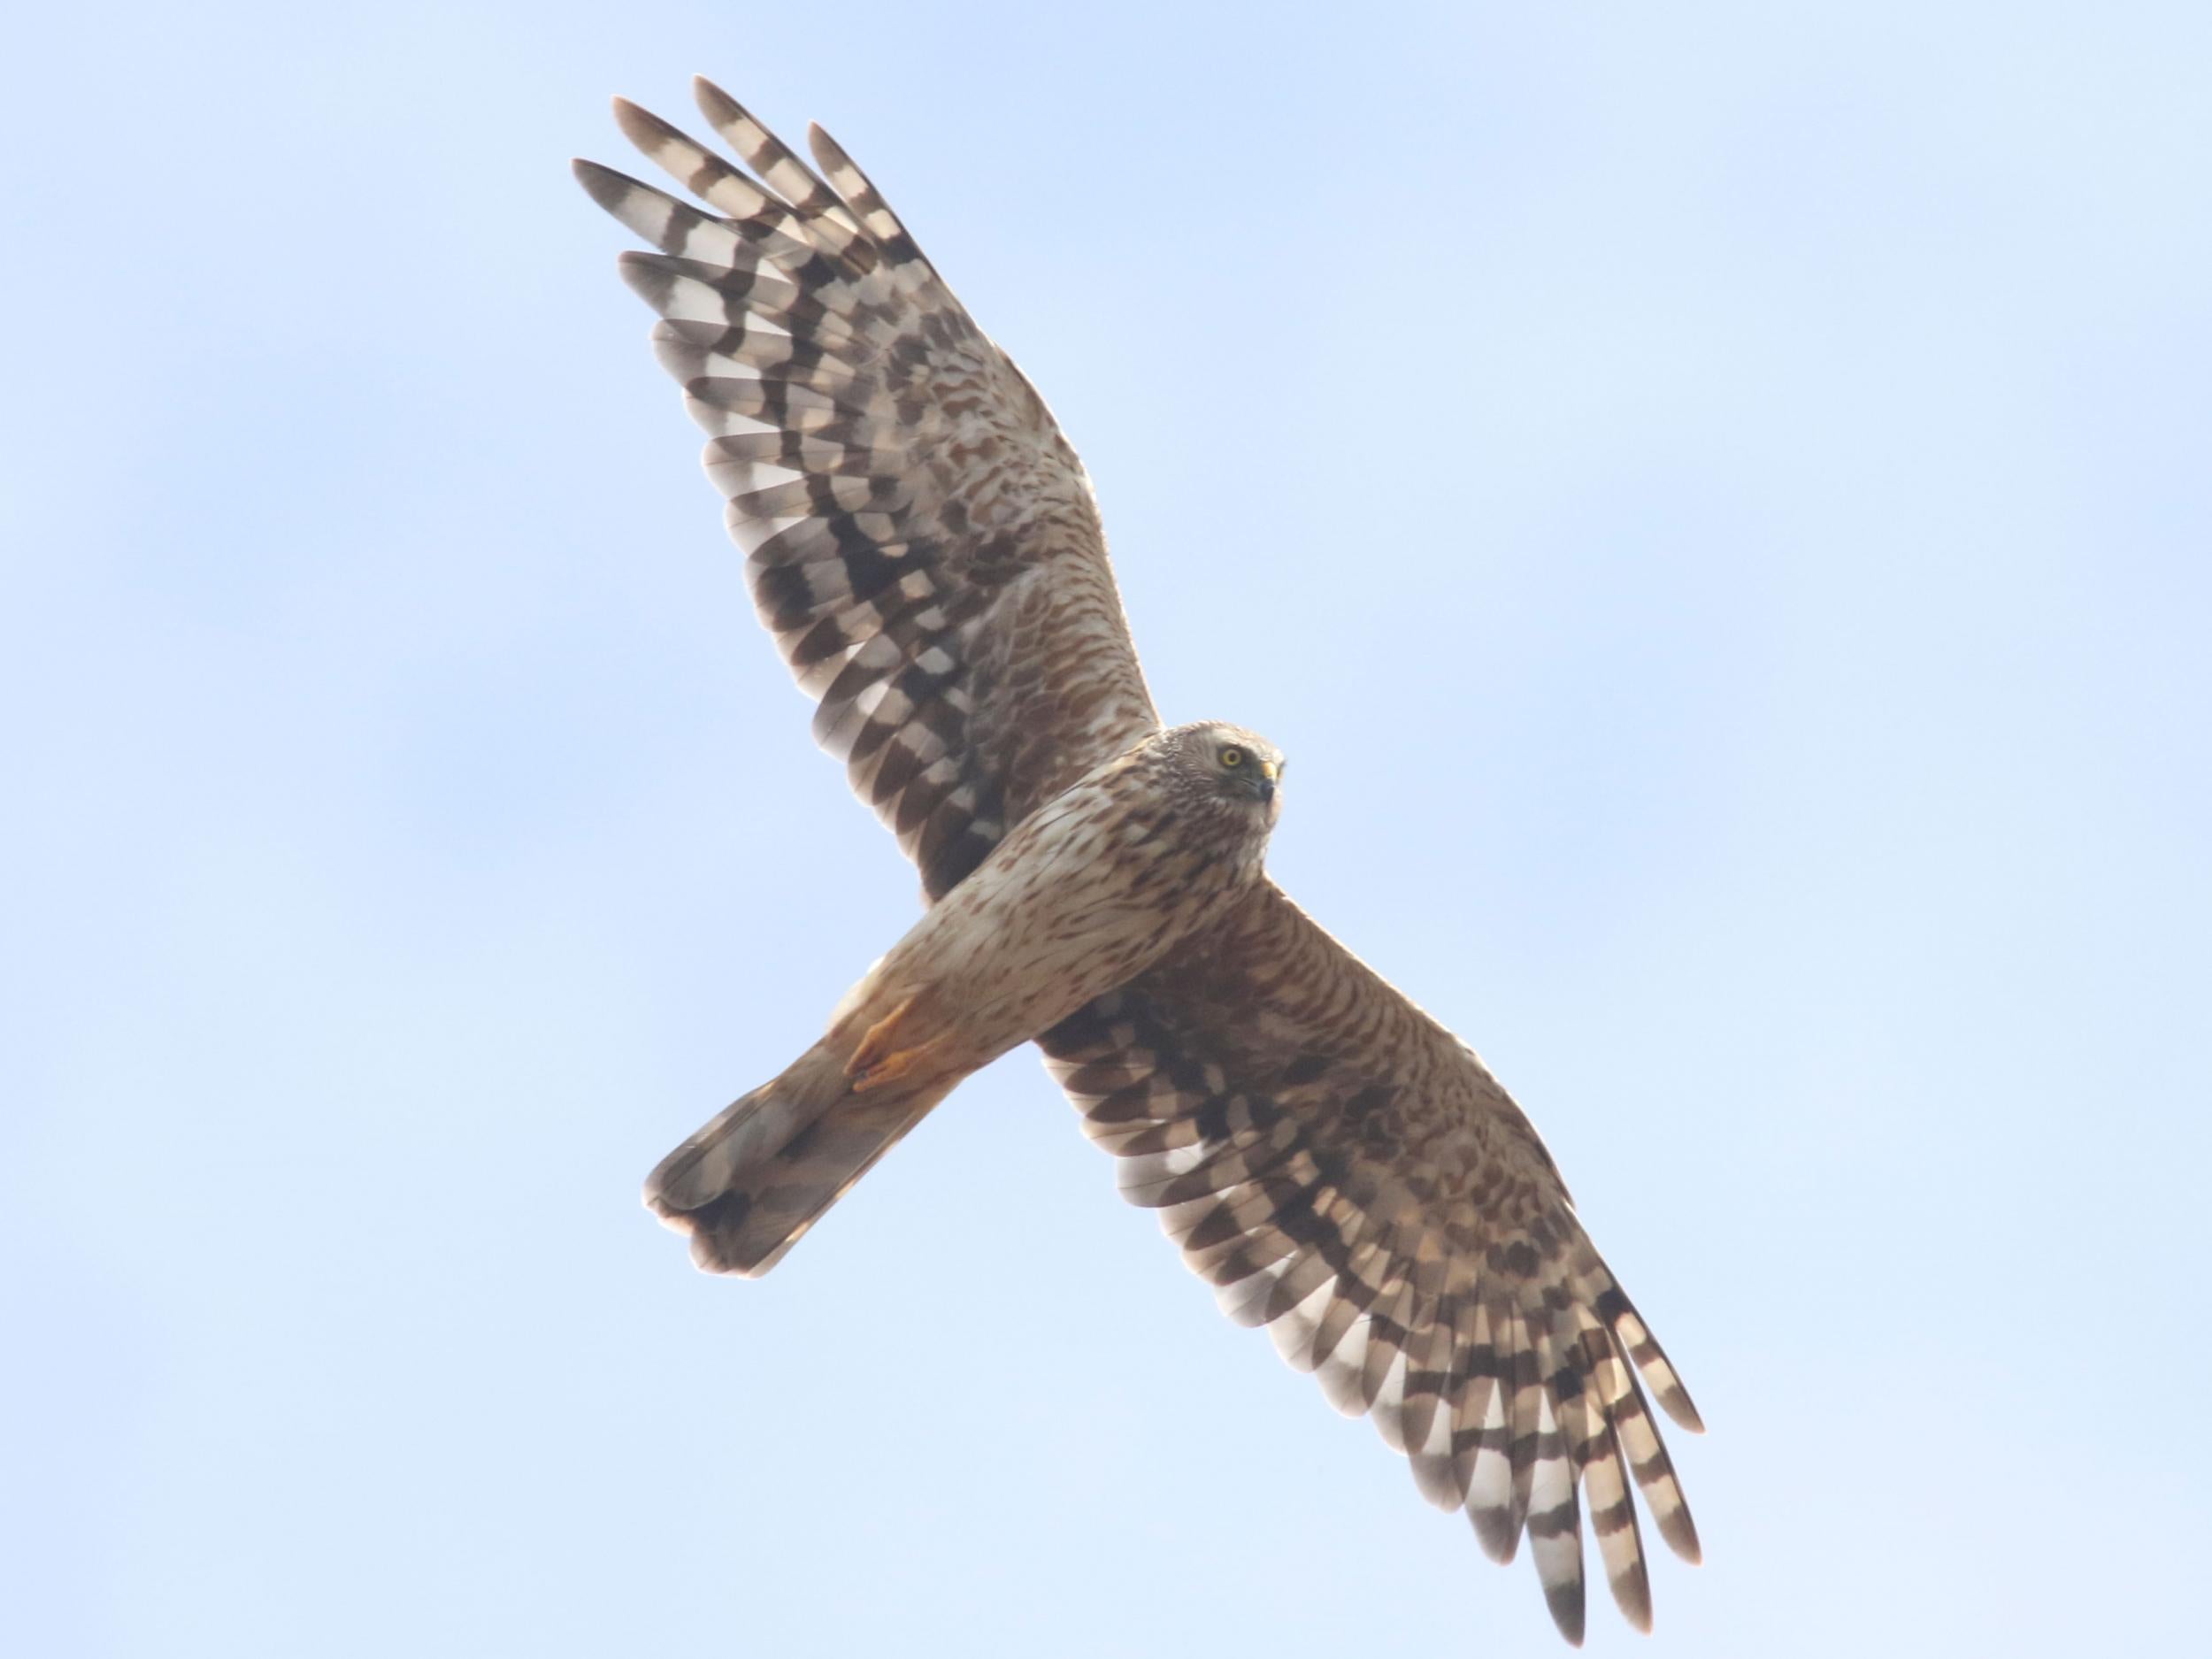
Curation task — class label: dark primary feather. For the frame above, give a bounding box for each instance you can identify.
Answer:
[577,80,1158,901]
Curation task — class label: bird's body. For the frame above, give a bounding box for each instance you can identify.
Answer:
[580,81,1703,1642]
[849,720,1282,1065]
[648,722,1282,1273]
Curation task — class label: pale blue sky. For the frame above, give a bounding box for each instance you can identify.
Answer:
[6,4,2208,1655]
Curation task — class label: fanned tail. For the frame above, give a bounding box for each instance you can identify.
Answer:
[645,1040,954,1276]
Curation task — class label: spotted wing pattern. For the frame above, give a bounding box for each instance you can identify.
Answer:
[577,81,1159,899]
[1041,882,1703,1642]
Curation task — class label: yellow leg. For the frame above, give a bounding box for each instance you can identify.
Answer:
[846,995,949,1093]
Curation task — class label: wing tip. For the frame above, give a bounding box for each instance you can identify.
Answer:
[694,74,741,122]
[572,156,640,213]
[806,121,849,174]
[1469,1503,1520,1565]
[611,96,669,150]
[1659,1381,1705,1434]
[1608,1563,1655,1634]
[613,248,675,307]
[1659,1505,1703,1565]
[1543,1578,1587,1647]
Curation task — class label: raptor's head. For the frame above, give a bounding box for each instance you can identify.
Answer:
[1161,720,1286,831]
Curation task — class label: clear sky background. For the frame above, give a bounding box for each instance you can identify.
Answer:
[6,3,2208,1655]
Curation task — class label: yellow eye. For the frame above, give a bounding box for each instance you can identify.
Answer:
[1219,746,1245,768]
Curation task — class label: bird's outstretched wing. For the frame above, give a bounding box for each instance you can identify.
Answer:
[1041,882,1703,1643]
[578,81,1158,899]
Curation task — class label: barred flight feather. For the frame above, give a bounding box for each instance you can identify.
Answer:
[1041,882,1702,1643]
[580,80,1157,902]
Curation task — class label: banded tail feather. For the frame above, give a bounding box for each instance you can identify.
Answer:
[645,1039,955,1277]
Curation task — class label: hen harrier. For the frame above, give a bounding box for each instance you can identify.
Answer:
[577,80,1701,1643]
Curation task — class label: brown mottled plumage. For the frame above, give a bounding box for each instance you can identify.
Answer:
[644,721,1279,1274]
[580,80,1701,1643]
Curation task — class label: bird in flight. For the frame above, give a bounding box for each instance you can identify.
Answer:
[576,79,1702,1643]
